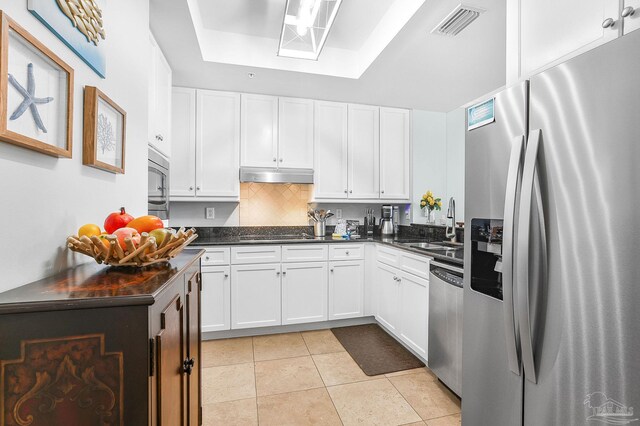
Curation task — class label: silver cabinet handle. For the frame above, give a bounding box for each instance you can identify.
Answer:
[224,274,229,278]
[392,276,398,281]
[189,186,194,191]
[381,190,385,194]
[502,135,525,376]
[349,190,353,194]
[517,129,548,385]
[602,17,616,28]
[196,186,201,190]
[273,157,277,162]
[279,158,283,163]
[344,190,348,193]
[276,271,281,276]
[330,268,334,272]
[282,271,287,275]
[205,256,210,261]
[622,6,636,17]
[345,251,350,255]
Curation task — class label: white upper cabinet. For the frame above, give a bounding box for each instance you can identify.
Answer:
[314,101,348,199]
[196,90,240,199]
[623,0,640,34]
[148,32,172,157]
[278,97,314,169]
[508,0,620,83]
[171,88,240,201]
[348,104,380,199]
[241,94,278,168]
[170,87,196,198]
[380,107,411,200]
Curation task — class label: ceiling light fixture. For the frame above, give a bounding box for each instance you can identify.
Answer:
[278,0,342,61]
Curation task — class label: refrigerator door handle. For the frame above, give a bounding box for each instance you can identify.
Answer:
[517,129,548,384]
[502,134,525,375]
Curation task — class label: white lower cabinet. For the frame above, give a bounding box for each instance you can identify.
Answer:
[231,263,281,329]
[398,271,429,358]
[328,260,364,320]
[282,262,328,325]
[375,253,430,360]
[201,266,230,332]
[375,262,401,333]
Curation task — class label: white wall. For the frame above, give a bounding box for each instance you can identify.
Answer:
[411,110,448,225]
[446,108,466,222]
[0,1,150,293]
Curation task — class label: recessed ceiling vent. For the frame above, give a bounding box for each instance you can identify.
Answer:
[431,3,486,36]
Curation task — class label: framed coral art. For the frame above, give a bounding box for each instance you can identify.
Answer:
[0,11,74,157]
[83,86,126,173]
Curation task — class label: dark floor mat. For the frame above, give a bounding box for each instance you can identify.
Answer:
[330,324,425,376]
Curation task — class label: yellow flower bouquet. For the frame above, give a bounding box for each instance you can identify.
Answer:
[420,190,442,212]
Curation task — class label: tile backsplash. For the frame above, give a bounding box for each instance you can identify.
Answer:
[239,183,310,226]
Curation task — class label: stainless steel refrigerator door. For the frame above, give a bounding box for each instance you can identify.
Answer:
[462,82,528,426]
[524,30,640,425]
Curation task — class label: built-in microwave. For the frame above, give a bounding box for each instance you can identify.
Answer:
[148,147,169,220]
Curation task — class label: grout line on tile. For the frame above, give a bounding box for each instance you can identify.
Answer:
[386,376,423,421]
[303,337,345,426]
[251,337,260,425]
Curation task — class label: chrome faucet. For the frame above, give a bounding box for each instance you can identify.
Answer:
[445,197,457,243]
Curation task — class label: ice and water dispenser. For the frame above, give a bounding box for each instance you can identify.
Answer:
[470,219,504,300]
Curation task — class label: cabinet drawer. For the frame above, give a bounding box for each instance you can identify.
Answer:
[231,246,282,264]
[399,252,430,280]
[329,244,364,260]
[282,245,328,262]
[202,248,231,266]
[376,245,401,267]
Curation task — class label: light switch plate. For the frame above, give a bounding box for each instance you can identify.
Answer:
[205,207,215,219]
[336,209,342,219]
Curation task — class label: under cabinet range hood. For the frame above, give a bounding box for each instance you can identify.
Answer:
[239,167,314,184]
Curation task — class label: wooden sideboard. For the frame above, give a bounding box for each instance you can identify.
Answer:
[0,249,204,426]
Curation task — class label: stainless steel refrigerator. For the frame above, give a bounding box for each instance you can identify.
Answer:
[462,29,640,426]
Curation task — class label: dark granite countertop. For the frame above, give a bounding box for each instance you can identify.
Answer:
[191,235,463,266]
[0,249,205,315]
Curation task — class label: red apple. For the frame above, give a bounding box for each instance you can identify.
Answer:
[113,227,141,250]
[104,207,134,234]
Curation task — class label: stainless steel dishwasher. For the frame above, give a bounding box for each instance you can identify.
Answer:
[428,260,463,397]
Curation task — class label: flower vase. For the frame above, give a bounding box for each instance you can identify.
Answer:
[424,208,434,224]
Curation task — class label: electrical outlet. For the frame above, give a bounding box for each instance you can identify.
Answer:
[205,207,215,220]
[336,209,342,219]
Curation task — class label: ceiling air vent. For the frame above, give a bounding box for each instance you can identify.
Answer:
[431,4,486,36]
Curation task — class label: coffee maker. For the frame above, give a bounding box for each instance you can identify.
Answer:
[380,205,394,236]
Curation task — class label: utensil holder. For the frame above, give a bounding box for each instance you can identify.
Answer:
[314,221,326,237]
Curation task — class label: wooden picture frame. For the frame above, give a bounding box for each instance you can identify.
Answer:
[83,86,126,173]
[0,11,74,157]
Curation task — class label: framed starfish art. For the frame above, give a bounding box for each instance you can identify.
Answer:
[0,11,74,157]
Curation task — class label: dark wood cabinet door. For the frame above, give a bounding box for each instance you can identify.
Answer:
[186,272,202,426]
[156,295,185,426]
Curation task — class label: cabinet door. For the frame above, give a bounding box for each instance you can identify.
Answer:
[185,273,201,426]
[380,107,410,200]
[282,262,328,324]
[278,97,314,169]
[148,33,158,146]
[329,260,364,320]
[348,104,380,199]
[155,47,172,157]
[314,101,348,199]
[399,272,429,359]
[196,90,240,199]
[170,87,196,198]
[231,264,281,329]
[201,266,230,332]
[156,294,186,426]
[241,94,278,168]
[520,0,619,76]
[375,262,401,333]
[623,0,640,34]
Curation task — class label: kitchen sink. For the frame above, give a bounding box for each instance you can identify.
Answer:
[399,242,463,251]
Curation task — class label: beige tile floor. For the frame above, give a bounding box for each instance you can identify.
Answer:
[201,330,461,425]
